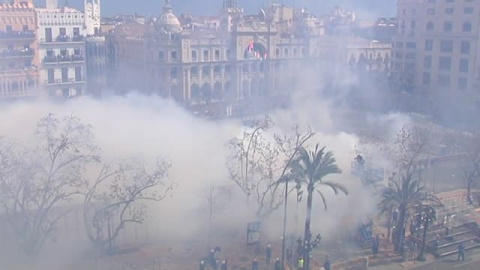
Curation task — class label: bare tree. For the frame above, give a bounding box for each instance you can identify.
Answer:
[454,133,480,204]
[0,114,100,257]
[203,184,222,251]
[226,116,314,219]
[82,160,172,254]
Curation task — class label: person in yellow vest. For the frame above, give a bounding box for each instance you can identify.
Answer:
[297,257,304,270]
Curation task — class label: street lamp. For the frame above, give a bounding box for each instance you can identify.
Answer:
[280,174,292,268]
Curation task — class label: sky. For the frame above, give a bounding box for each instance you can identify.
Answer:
[35,0,396,19]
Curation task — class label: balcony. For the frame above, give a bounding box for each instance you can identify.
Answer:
[0,48,34,59]
[40,35,85,44]
[43,54,85,64]
[45,78,85,86]
[0,30,35,40]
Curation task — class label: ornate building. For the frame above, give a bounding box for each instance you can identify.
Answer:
[106,1,355,111]
[0,0,39,99]
[36,4,87,98]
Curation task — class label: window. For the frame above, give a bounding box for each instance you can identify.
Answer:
[276,48,280,57]
[458,77,467,90]
[439,56,452,71]
[427,8,435,15]
[284,48,289,56]
[293,48,298,56]
[203,50,209,61]
[214,65,221,75]
[62,89,69,97]
[424,56,432,69]
[170,68,178,79]
[74,48,81,56]
[444,21,453,32]
[61,68,68,82]
[440,40,453,52]
[60,49,67,57]
[171,51,177,61]
[59,27,66,36]
[411,21,416,29]
[202,66,210,77]
[395,42,404,48]
[406,42,416,49]
[191,67,198,77]
[462,22,472,32]
[301,48,306,56]
[464,7,474,14]
[406,53,415,59]
[45,28,52,42]
[422,73,431,85]
[46,50,54,58]
[22,25,28,31]
[214,49,220,60]
[459,58,469,73]
[191,50,197,61]
[47,69,54,83]
[395,52,403,59]
[75,67,82,81]
[158,51,164,61]
[425,39,433,51]
[73,27,80,36]
[461,41,470,54]
[426,22,434,31]
[6,25,12,32]
[445,8,454,15]
[438,74,450,88]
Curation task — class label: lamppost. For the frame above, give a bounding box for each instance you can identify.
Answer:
[281,174,291,269]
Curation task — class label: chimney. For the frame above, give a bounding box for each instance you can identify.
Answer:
[46,0,58,9]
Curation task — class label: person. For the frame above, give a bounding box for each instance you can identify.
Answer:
[274,258,282,270]
[286,247,293,263]
[221,259,228,270]
[457,243,465,261]
[209,249,216,266]
[409,241,417,259]
[199,260,205,270]
[297,257,304,270]
[266,244,272,264]
[392,209,399,225]
[324,255,331,270]
[252,258,259,270]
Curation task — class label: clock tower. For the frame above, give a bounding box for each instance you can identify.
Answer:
[84,0,101,35]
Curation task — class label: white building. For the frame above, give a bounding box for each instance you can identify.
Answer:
[84,0,101,35]
[392,0,480,113]
[36,7,87,97]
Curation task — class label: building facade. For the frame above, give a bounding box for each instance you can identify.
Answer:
[392,0,480,111]
[106,1,389,115]
[0,0,39,99]
[36,6,87,98]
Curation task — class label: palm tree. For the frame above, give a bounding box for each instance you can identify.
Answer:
[291,144,348,270]
[379,174,440,253]
[417,205,436,261]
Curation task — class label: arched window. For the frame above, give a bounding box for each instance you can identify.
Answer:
[426,22,434,31]
[462,22,472,32]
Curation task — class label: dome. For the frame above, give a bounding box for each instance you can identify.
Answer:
[159,12,181,28]
[157,1,182,33]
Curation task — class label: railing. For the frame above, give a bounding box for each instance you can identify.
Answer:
[0,30,35,39]
[43,55,85,63]
[41,35,85,43]
[0,49,34,58]
[45,78,85,85]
